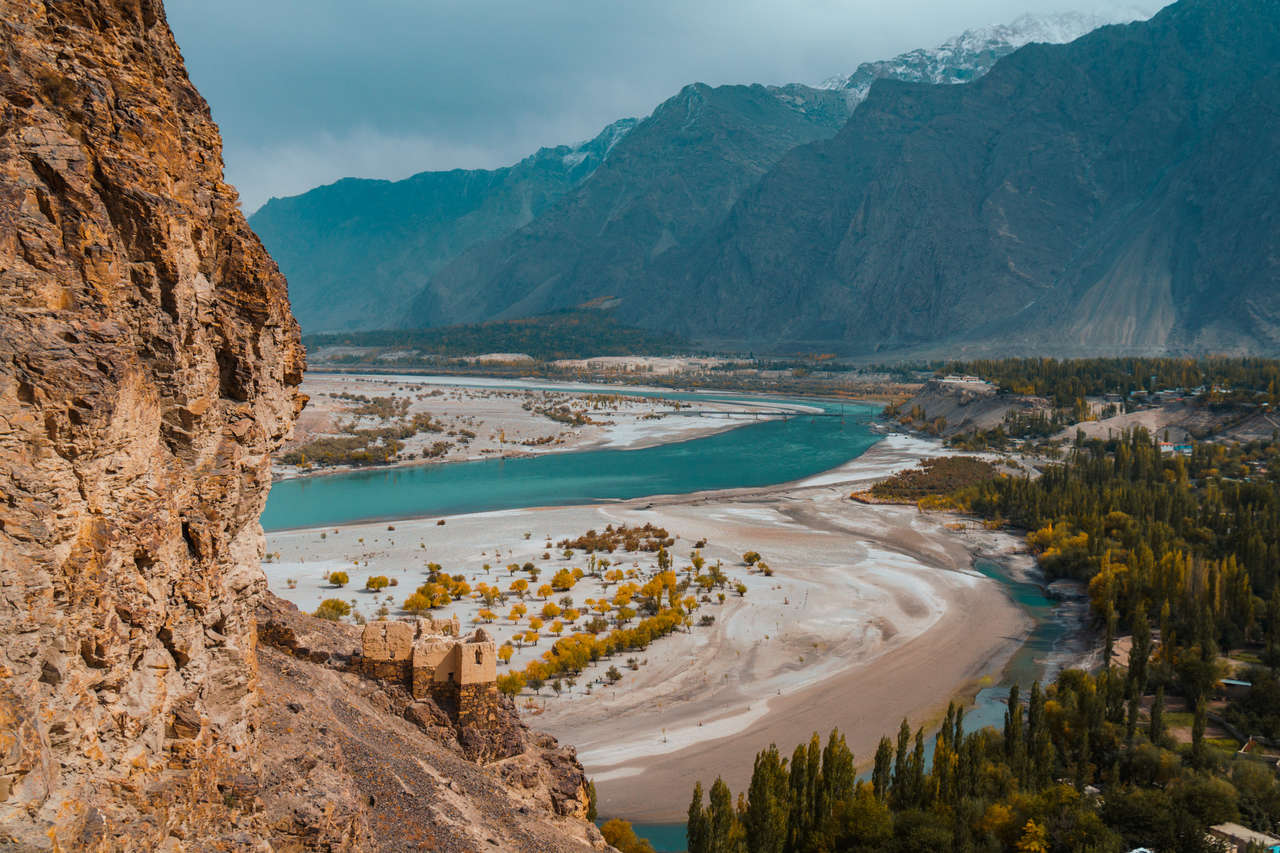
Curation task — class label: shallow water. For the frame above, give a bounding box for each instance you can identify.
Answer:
[261,393,880,531]
[609,822,688,853]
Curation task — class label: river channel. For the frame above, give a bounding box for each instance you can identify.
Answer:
[261,384,880,531]
[261,377,1085,853]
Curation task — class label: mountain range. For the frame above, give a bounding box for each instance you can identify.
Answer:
[638,0,1279,355]
[820,9,1153,99]
[252,9,1148,338]
[254,0,1279,358]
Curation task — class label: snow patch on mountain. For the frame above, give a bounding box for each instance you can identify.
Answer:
[561,117,639,168]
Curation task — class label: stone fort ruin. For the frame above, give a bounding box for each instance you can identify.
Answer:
[357,616,501,729]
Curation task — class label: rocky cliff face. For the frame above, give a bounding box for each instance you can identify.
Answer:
[0,2,603,849]
[1,0,304,843]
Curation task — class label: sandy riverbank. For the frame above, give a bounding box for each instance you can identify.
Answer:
[275,373,811,480]
[263,433,1033,821]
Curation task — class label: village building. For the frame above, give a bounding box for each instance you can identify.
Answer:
[1207,822,1280,853]
[1236,736,1280,770]
[1217,677,1253,701]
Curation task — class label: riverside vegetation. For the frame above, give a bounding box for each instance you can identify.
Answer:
[886,356,1280,453]
[282,402,448,467]
[679,425,1280,852]
[936,358,1280,408]
[314,523,765,700]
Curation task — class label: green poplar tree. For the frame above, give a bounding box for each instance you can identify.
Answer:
[688,782,709,853]
[1191,695,1207,769]
[1103,579,1117,670]
[1075,728,1091,791]
[891,719,910,807]
[818,729,854,833]
[1265,586,1280,672]
[1159,600,1174,681]
[1025,682,1042,751]
[934,703,956,805]
[786,743,810,852]
[708,777,739,853]
[1125,681,1140,747]
[1004,684,1024,781]
[872,737,893,803]
[743,746,788,853]
[805,733,822,835]
[909,728,926,808]
[1149,685,1165,745]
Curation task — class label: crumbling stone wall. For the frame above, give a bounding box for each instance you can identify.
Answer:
[457,637,498,685]
[417,614,460,637]
[361,619,414,681]
[411,639,454,698]
[360,620,501,736]
[458,683,505,730]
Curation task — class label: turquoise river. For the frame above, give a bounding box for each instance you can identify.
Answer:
[261,389,881,532]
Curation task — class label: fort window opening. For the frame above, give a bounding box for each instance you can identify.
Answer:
[475,647,483,664]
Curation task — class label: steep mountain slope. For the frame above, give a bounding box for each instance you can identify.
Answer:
[409,83,849,326]
[249,119,635,332]
[640,0,1280,355]
[0,1,603,849]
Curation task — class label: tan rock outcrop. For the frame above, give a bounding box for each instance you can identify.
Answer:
[0,0,302,846]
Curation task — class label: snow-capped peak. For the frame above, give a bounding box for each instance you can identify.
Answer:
[821,6,1165,103]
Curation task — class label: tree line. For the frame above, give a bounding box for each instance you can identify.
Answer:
[939,357,1280,407]
[688,670,1280,853]
[685,425,1280,851]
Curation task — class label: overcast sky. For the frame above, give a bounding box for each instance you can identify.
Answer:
[166,0,1159,212]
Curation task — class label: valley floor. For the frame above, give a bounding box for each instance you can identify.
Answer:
[264,434,1034,822]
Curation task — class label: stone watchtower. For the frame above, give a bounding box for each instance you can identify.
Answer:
[359,619,499,728]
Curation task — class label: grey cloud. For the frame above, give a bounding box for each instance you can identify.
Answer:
[167,0,1160,211]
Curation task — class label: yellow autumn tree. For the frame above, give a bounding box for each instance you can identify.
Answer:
[1016,820,1049,853]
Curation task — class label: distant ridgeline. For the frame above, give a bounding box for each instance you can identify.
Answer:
[253,9,1164,355]
[303,309,683,363]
